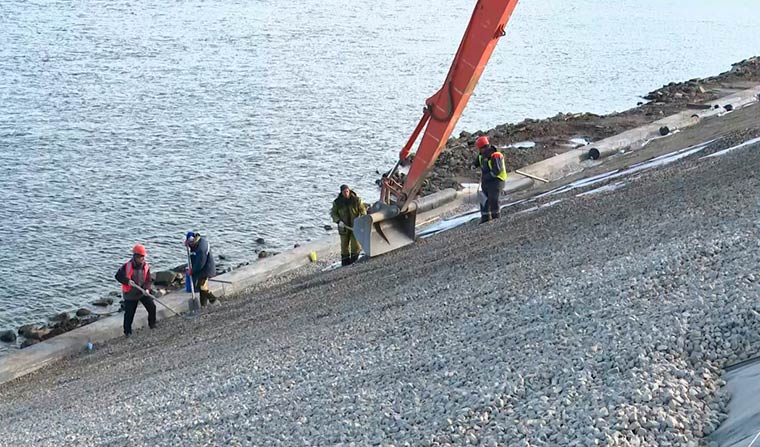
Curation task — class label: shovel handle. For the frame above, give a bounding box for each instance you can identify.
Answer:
[130,281,154,298]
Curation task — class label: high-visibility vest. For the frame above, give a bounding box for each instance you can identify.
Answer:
[490,152,507,181]
[122,261,149,293]
[478,151,507,181]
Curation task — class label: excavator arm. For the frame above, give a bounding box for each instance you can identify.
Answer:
[354,0,521,257]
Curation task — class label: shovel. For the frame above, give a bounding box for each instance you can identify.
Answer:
[129,281,195,320]
[186,247,202,312]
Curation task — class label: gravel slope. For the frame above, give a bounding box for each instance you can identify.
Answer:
[1,137,760,446]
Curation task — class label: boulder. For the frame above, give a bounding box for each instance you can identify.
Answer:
[24,326,51,341]
[50,312,70,322]
[46,317,83,339]
[21,339,40,349]
[323,225,333,231]
[255,237,266,245]
[17,324,36,338]
[258,251,271,258]
[218,254,228,261]
[154,270,181,286]
[0,330,17,343]
[76,308,92,317]
[92,297,114,307]
[108,291,120,297]
[45,327,65,339]
[171,263,188,273]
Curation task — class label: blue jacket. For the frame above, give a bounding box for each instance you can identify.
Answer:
[190,236,216,279]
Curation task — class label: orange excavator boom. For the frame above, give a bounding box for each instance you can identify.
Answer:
[354,0,521,257]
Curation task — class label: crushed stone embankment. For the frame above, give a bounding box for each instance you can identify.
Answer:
[1,135,760,446]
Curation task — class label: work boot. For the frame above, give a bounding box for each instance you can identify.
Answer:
[349,254,359,265]
[480,215,491,224]
[199,291,208,307]
[341,257,351,266]
[207,290,217,304]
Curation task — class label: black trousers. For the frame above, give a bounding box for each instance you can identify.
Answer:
[123,296,157,335]
[480,181,505,222]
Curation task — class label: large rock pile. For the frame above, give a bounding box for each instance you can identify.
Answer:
[423,56,760,194]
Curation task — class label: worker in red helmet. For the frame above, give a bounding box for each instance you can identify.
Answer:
[473,136,507,223]
[114,244,157,336]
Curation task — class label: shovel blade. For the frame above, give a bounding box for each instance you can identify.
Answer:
[353,210,417,258]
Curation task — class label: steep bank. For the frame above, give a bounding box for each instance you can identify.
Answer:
[423,56,760,193]
[1,104,759,445]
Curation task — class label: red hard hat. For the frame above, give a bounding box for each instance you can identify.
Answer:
[132,244,147,256]
[475,136,490,149]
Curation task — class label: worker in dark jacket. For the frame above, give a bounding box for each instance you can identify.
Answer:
[473,136,507,223]
[185,231,217,306]
[330,184,367,266]
[115,244,157,336]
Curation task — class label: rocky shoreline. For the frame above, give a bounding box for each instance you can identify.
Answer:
[0,227,305,352]
[1,59,760,445]
[422,56,760,194]
[3,57,758,354]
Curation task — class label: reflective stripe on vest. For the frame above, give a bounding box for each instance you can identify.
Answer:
[490,152,507,181]
[122,261,149,293]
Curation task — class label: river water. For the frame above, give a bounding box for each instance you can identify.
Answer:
[1,0,759,347]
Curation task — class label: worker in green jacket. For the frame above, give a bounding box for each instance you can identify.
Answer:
[330,184,367,266]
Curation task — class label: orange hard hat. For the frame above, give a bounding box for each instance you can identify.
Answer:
[132,244,147,256]
[475,136,490,149]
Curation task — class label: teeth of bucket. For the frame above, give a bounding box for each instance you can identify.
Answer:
[353,211,417,257]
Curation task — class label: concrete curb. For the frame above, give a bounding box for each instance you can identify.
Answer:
[2,84,758,387]
[516,85,760,183]
[0,204,461,385]
[0,237,339,385]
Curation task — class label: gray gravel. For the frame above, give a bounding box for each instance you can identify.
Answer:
[1,136,760,446]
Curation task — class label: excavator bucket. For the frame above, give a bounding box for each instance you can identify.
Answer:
[353,189,458,258]
[353,209,417,258]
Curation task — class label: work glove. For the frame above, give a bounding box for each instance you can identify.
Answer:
[337,221,346,231]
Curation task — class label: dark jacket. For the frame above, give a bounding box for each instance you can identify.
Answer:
[189,235,216,279]
[330,191,367,235]
[473,145,507,184]
[115,259,153,301]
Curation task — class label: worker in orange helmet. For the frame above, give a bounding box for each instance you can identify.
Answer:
[114,244,157,337]
[473,136,507,223]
